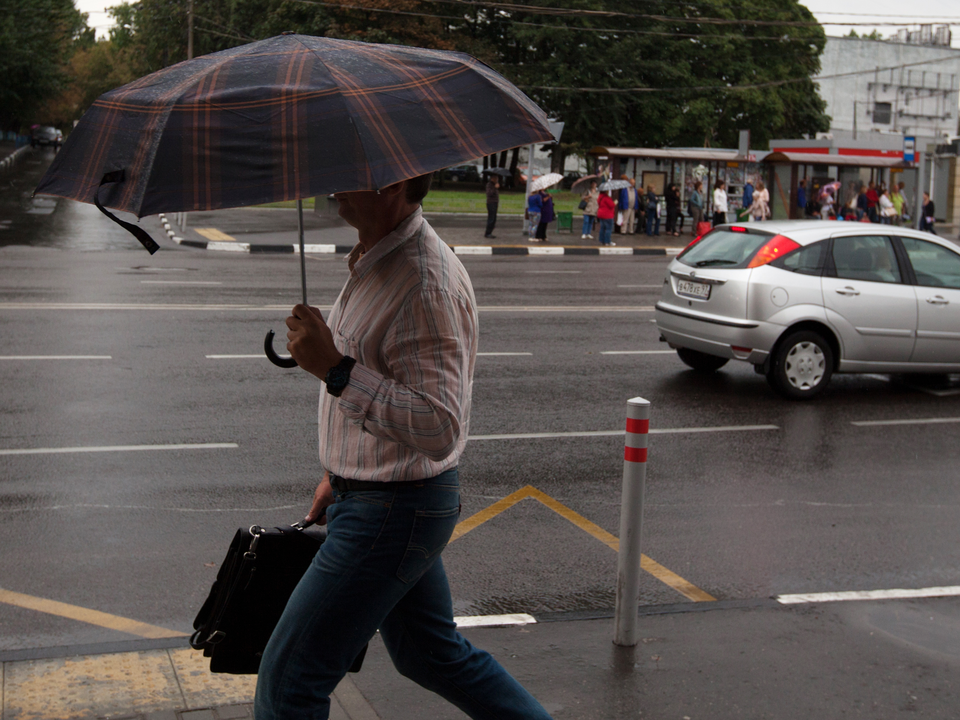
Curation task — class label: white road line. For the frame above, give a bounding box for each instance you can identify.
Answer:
[0,443,238,456]
[777,586,960,605]
[525,270,582,274]
[469,425,778,441]
[206,354,269,359]
[851,417,960,427]
[0,303,652,313]
[454,614,536,628]
[140,280,223,285]
[0,355,112,360]
[478,352,533,356]
[617,284,662,288]
[600,350,675,355]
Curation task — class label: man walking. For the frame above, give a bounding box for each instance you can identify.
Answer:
[254,174,553,720]
[484,173,499,238]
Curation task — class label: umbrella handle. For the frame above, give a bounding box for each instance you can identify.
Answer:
[264,329,298,368]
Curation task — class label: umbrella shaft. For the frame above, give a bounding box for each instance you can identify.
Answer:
[298,199,307,305]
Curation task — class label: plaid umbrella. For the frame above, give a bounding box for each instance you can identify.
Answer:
[35,34,553,232]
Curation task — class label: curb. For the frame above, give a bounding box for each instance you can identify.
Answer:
[0,145,31,170]
[157,215,680,257]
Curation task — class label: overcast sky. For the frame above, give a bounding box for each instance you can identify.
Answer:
[75,0,960,47]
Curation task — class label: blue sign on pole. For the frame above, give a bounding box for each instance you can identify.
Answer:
[904,136,916,163]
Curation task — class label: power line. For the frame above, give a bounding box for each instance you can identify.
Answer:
[520,53,960,94]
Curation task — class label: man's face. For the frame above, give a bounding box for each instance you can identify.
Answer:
[334,190,382,229]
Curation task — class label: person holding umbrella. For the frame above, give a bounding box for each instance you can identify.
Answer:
[535,187,555,241]
[263,174,555,720]
[580,180,599,239]
[597,189,617,246]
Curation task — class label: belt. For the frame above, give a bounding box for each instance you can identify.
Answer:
[328,474,425,492]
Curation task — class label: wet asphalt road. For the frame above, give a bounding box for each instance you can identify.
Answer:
[1,149,959,653]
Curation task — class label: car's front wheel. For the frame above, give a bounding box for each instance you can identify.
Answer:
[767,330,833,399]
[676,347,729,372]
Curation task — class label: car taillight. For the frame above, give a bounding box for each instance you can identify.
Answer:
[747,234,800,268]
[730,226,748,233]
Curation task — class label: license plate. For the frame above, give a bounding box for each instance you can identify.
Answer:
[676,279,710,299]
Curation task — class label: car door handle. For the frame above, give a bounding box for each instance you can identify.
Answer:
[926,295,949,305]
[835,287,860,296]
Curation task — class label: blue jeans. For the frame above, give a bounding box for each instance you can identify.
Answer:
[646,210,661,235]
[598,217,614,244]
[255,469,552,720]
[582,214,595,235]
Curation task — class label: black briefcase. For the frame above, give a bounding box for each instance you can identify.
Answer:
[190,522,366,674]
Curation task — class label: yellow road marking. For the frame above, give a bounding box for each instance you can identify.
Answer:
[452,485,716,603]
[194,228,236,242]
[0,588,187,639]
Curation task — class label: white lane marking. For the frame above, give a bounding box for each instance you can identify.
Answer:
[0,303,652,313]
[140,280,223,285]
[453,246,493,255]
[851,417,960,427]
[525,270,582,274]
[477,306,654,313]
[777,586,960,605]
[206,354,269,359]
[0,443,238,456]
[601,350,675,355]
[666,248,682,255]
[478,352,533,356]
[618,284,662,288]
[0,355,112,360]
[599,247,633,255]
[454,613,536,628]
[296,244,337,254]
[469,425,778,441]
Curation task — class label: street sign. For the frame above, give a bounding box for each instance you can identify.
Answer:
[904,136,915,163]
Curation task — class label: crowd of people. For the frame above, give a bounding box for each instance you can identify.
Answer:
[505,171,941,244]
[798,178,936,233]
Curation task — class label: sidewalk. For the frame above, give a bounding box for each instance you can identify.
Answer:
[154,206,689,256]
[3,595,958,719]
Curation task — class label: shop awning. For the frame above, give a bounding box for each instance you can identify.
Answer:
[762,151,912,168]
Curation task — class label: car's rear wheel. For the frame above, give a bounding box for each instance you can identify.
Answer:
[676,347,729,372]
[767,330,833,399]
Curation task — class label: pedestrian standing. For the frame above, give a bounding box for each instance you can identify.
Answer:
[921,191,936,234]
[581,181,599,239]
[484,175,499,239]
[526,190,542,241]
[256,175,554,720]
[687,181,704,234]
[597,190,616,246]
[856,184,868,221]
[748,180,770,221]
[665,183,681,236]
[712,180,728,226]
[879,188,896,225]
[644,185,661,236]
[866,181,879,223]
[898,181,910,221]
[797,180,806,218]
[618,178,640,235]
[535,188,554,242]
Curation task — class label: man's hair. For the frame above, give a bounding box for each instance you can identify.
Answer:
[405,173,434,204]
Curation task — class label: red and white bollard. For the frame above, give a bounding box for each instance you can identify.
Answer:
[614,396,650,647]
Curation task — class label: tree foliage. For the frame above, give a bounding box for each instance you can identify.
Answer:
[38,0,831,151]
[0,0,86,131]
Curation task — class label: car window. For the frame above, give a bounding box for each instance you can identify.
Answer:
[831,236,902,284]
[677,230,773,268]
[900,237,960,289]
[773,241,824,275]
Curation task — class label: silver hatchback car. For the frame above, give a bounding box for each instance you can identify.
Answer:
[655,220,960,398]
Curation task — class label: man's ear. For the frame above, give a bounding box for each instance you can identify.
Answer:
[381,181,407,199]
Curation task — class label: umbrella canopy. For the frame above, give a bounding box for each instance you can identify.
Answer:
[819,181,841,201]
[35,34,553,219]
[530,173,564,193]
[482,168,512,177]
[570,174,601,193]
[599,179,631,191]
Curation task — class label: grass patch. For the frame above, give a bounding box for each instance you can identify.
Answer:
[257,189,584,214]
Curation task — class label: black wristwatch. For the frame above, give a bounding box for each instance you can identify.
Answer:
[324,355,356,397]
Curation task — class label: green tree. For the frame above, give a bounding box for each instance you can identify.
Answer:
[0,0,86,132]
